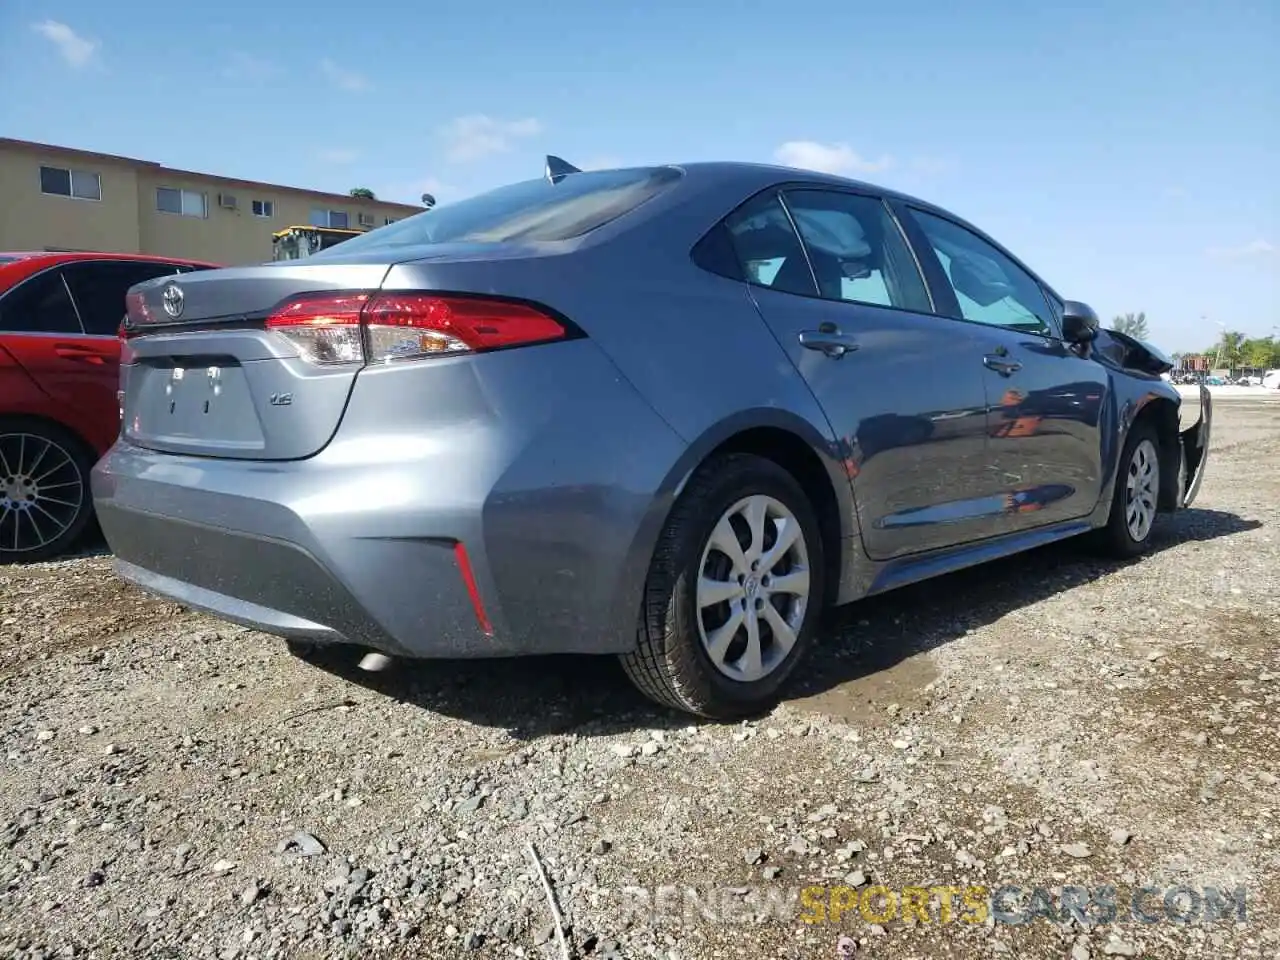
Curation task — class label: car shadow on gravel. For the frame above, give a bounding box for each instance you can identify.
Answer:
[786,506,1260,723]
[301,507,1257,740]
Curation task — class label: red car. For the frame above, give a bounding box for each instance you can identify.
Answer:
[1,251,217,562]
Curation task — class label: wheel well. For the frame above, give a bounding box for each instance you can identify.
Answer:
[0,413,96,461]
[1132,397,1181,511]
[707,427,844,601]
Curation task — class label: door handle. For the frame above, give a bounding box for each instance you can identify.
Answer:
[54,344,107,365]
[983,355,1022,377]
[799,327,860,359]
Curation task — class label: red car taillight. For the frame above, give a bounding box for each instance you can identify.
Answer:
[264,292,567,365]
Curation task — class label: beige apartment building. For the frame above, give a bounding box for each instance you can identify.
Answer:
[0,138,424,265]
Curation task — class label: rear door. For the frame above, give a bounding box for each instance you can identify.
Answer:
[724,187,997,560]
[899,205,1108,533]
[0,266,122,448]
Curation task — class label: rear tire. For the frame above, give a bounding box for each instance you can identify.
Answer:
[620,453,825,719]
[1092,420,1162,559]
[0,418,96,564]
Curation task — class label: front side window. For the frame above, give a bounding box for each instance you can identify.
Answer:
[156,187,207,218]
[40,165,101,201]
[62,261,185,336]
[322,166,683,257]
[782,190,931,312]
[0,269,81,335]
[909,208,1054,335]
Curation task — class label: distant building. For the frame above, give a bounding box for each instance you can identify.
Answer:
[0,138,423,266]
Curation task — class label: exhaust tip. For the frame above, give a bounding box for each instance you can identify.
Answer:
[358,652,394,672]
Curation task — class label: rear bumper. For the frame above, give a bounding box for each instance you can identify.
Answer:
[91,341,688,658]
[94,450,507,657]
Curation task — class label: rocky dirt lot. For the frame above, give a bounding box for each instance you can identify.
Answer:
[2,398,1278,960]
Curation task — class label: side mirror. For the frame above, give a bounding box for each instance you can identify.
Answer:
[1061,300,1099,344]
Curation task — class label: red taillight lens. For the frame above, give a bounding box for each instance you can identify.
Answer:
[264,292,567,366]
[363,295,566,362]
[265,293,369,365]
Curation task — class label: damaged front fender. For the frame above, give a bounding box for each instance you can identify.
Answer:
[1179,384,1212,508]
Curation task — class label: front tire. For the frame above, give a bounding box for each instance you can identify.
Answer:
[621,453,825,719]
[0,419,96,564]
[1093,420,1162,559]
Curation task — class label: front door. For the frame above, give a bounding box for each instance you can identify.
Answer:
[901,206,1108,533]
[723,187,997,560]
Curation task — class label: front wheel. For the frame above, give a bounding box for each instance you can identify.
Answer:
[0,420,96,564]
[621,453,825,719]
[1092,420,1162,559]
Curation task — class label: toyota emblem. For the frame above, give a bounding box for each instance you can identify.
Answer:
[161,283,185,318]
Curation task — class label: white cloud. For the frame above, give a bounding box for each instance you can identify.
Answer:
[320,59,370,92]
[223,52,280,81]
[1206,239,1277,259]
[441,115,543,163]
[317,148,360,165]
[773,141,892,176]
[32,20,97,68]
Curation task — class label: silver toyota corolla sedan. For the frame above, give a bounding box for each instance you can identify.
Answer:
[92,158,1212,719]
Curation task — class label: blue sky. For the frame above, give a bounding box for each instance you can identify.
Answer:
[2,0,1276,351]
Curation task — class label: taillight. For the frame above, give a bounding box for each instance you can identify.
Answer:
[265,293,368,365]
[264,292,568,365]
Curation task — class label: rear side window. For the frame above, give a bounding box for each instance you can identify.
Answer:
[781,190,931,312]
[0,269,81,334]
[62,261,186,336]
[722,192,819,297]
[321,167,683,255]
[719,189,932,313]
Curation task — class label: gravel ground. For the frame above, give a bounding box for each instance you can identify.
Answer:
[2,397,1277,960]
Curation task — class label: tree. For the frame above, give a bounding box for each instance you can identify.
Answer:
[1215,330,1246,367]
[1111,312,1149,340]
[1241,336,1279,370]
[349,187,376,200]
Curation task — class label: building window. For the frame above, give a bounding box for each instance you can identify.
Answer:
[310,208,349,228]
[40,165,102,201]
[252,199,274,218]
[156,187,207,218]
[384,217,397,226]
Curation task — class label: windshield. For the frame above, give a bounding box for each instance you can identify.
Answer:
[317,166,683,257]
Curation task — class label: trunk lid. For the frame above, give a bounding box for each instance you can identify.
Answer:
[121,261,391,461]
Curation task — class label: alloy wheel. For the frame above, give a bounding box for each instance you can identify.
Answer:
[0,432,84,555]
[695,494,811,683]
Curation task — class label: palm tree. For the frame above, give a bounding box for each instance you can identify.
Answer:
[1111,312,1149,340]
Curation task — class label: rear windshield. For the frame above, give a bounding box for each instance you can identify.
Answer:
[320,166,683,256]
